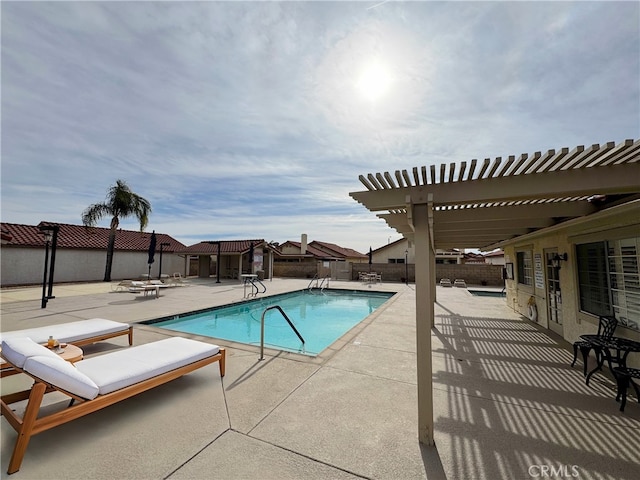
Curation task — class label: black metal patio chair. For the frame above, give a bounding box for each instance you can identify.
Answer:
[571,315,618,376]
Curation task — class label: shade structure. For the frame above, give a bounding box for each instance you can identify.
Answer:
[348,138,640,448]
[350,139,640,250]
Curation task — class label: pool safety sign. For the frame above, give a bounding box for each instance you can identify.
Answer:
[534,253,544,289]
[253,253,263,273]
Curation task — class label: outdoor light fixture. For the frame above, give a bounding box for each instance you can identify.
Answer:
[405,249,409,285]
[552,252,568,269]
[39,225,59,309]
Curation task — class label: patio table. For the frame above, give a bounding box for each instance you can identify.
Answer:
[361,273,380,284]
[581,335,640,386]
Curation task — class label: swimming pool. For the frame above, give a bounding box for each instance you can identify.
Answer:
[145,289,394,356]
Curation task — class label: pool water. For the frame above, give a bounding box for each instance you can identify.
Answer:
[469,289,506,297]
[146,289,394,356]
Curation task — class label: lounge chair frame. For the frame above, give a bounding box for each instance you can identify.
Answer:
[1,347,225,474]
[0,326,133,378]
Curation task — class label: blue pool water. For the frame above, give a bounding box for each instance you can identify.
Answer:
[469,289,506,297]
[146,289,394,356]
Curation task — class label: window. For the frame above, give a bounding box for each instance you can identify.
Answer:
[436,258,456,265]
[388,258,406,264]
[516,250,533,286]
[576,242,611,317]
[577,237,640,331]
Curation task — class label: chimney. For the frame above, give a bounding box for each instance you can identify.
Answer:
[301,234,307,254]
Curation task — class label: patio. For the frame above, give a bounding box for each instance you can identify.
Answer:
[1,278,639,479]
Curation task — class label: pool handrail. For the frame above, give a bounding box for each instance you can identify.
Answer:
[243,277,267,298]
[259,306,305,360]
[250,277,266,296]
[307,274,319,290]
[308,274,330,291]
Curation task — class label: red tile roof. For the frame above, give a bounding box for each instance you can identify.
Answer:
[278,241,333,258]
[0,222,185,252]
[180,240,266,255]
[309,240,366,258]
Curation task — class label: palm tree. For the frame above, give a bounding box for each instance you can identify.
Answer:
[82,179,152,282]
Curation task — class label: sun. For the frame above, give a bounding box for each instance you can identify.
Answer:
[356,62,392,102]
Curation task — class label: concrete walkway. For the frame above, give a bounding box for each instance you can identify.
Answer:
[1,279,639,479]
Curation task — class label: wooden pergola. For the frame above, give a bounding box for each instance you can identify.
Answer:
[349,138,640,445]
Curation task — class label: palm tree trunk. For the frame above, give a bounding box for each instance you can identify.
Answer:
[104,226,117,282]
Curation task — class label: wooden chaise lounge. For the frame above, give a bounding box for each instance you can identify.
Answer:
[0,336,225,474]
[0,318,133,378]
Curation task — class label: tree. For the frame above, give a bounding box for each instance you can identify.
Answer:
[82,179,152,282]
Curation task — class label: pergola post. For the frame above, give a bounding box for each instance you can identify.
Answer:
[430,234,436,323]
[413,201,435,445]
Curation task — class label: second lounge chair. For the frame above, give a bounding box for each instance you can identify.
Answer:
[0,336,225,474]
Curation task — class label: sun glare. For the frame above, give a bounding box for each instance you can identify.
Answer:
[356,62,392,102]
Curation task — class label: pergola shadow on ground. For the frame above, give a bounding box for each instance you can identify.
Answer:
[431,301,640,479]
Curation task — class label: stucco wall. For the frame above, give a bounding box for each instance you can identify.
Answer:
[1,246,186,286]
[372,243,415,263]
[435,264,504,286]
[503,232,571,333]
[352,263,503,285]
[273,262,319,278]
[503,205,640,367]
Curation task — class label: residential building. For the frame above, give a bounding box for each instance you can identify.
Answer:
[179,240,270,280]
[0,222,185,286]
[272,235,367,279]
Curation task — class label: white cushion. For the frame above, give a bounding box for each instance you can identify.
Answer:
[23,355,99,400]
[0,318,129,344]
[76,337,220,395]
[1,337,59,368]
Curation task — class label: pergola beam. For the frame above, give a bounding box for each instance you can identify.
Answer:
[351,163,639,211]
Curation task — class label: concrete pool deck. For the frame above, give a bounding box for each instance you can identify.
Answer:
[1,278,639,479]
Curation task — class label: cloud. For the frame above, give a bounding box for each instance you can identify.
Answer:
[2,1,638,254]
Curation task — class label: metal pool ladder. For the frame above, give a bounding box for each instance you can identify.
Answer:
[244,277,267,298]
[307,274,330,292]
[259,306,305,360]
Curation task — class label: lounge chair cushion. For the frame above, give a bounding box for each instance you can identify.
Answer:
[23,355,99,400]
[1,337,60,368]
[75,337,220,395]
[0,318,129,345]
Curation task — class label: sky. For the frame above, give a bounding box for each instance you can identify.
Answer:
[2,1,639,254]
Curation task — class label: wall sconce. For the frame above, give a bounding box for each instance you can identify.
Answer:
[552,253,568,269]
[404,249,409,285]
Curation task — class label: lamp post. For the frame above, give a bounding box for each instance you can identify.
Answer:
[405,249,409,285]
[39,225,59,309]
[158,242,170,280]
[47,226,59,299]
